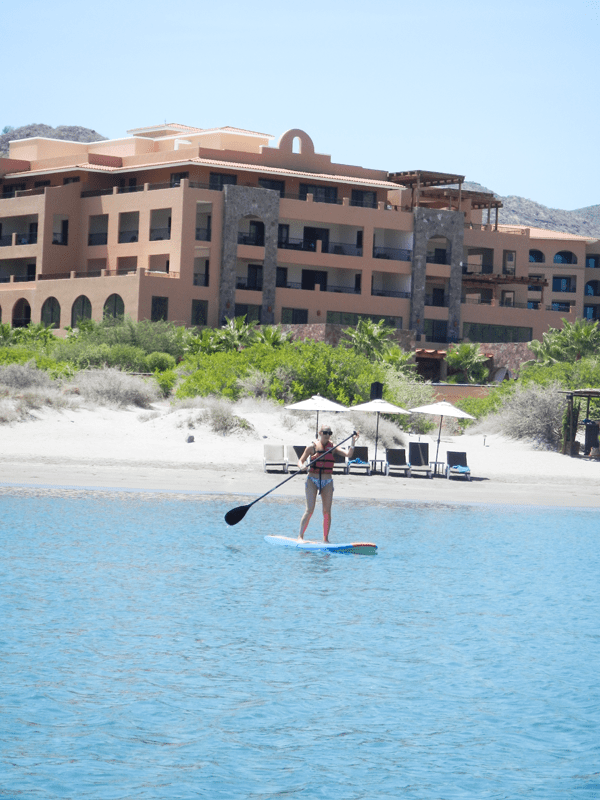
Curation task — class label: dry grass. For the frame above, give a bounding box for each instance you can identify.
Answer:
[67,368,161,408]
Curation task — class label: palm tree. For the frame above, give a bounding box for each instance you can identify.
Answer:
[342,318,396,362]
[217,315,258,352]
[254,325,293,348]
[529,319,600,365]
[446,343,489,384]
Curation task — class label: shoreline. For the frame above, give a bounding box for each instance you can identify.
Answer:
[1,401,599,509]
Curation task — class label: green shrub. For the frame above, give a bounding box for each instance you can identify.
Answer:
[146,351,177,372]
[153,368,178,397]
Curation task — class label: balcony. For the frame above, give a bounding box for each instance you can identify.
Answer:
[0,232,38,247]
[149,228,171,241]
[195,227,211,242]
[52,232,68,245]
[118,230,139,243]
[278,237,317,253]
[193,273,209,287]
[88,232,108,246]
[425,295,448,307]
[236,278,263,291]
[371,289,411,299]
[426,252,451,265]
[238,232,264,247]
[323,241,362,257]
[373,246,412,262]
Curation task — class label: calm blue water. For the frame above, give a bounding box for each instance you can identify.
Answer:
[1,487,599,799]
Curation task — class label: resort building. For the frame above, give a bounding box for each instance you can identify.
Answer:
[1,123,599,345]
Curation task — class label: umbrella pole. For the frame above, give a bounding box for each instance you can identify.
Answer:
[435,416,443,464]
[315,411,319,439]
[374,412,380,463]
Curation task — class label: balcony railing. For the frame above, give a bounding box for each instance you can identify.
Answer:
[238,232,264,246]
[236,278,263,291]
[425,295,448,307]
[149,228,171,241]
[373,246,412,262]
[371,289,411,299]
[323,242,362,257]
[0,233,38,247]
[118,230,139,243]
[549,303,572,312]
[81,188,113,198]
[193,273,209,287]
[195,227,211,241]
[324,284,361,294]
[278,237,317,252]
[88,232,108,246]
[426,252,451,265]
[117,185,144,194]
[52,232,68,245]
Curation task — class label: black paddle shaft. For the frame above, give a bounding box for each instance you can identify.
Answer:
[224,431,357,526]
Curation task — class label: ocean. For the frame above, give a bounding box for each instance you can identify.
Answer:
[1,487,599,799]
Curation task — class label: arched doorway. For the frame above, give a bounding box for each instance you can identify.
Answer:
[103,293,124,319]
[12,298,31,328]
[41,296,61,328]
[71,295,92,327]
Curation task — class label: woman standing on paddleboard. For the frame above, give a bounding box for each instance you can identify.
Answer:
[298,423,359,542]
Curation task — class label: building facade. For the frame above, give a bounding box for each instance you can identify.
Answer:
[1,122,598,343]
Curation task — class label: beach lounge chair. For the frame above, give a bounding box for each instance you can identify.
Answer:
[286,445,305,472]
[445,451,471,480]
[332,450,350,474]
[347,446,371,475]
[384,448,411,478]
[408,442,433,478]
[263,444,288,473]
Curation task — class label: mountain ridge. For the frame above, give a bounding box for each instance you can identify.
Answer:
[1,124,599,239]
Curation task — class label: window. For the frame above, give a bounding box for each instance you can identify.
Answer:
[247,264,263,291]
[103,294,124,319]
[462,322,532,343]
[170,172,189,187]
[529,249,545,263]
[587,255,600,269]
[191,299,208,326]
[151,296,169,322]
[552,276,576,293]
[351,189,377,209]
[326,311,401,328]
[281,308,308,324]
[258,178,285,197]
[424,319,448,342]
[554,250,577,265]
[34,180,51,188]
[277,224,290,247]
[71,295,92,326]
[41,297,60,328]
[276,267,288,288]
[88,214,108,246]
[299,183,338,204]
[2,183,25,195]
[234,304,261,322]
[63,176,80,185]
[209,172,237,191]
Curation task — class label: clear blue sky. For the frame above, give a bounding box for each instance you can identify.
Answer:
[4,0,599,210]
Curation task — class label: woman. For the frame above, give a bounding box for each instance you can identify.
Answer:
[298,424,359,542]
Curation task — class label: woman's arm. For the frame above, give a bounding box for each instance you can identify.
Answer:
[298,443,315,471]
[335,432,360,458]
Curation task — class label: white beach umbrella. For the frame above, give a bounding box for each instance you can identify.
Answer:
[409,400,475,464]
[349,398,411,462]
[285,395,348,437]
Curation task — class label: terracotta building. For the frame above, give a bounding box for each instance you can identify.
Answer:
[1,123,598,343]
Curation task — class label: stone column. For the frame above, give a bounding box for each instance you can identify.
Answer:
[218,185,280,325]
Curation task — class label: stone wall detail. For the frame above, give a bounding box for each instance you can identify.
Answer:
[218,185,280,324]
[410,207,464,342]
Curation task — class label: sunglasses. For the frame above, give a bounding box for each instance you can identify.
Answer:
[320,430,333,435]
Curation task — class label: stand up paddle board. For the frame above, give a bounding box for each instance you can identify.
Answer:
[264,536,377,555]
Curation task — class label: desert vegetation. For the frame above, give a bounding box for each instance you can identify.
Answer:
[0,315,599,450]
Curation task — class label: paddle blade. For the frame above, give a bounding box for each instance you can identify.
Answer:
[225,504,250,526]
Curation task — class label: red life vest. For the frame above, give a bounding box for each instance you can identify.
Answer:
[309,441,335,475]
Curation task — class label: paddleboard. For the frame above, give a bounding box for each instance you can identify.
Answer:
[264,536,377,555]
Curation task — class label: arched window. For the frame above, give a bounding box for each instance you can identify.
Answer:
[41,297,61,328]
[585,280,600,297]
[71,295,92,327]
[529,249,545,263]
[554,250,577,264]
[12,298,31,328]
[103,294,124,319]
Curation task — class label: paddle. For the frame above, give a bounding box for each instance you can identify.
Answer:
[224,431,357,526]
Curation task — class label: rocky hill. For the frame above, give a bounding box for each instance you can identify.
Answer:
[464,181,600,239]
[0,124,106,157]
[1,124,598,239]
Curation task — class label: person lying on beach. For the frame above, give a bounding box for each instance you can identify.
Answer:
[297,424,359,542]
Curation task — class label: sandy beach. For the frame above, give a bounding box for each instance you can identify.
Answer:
[1,399,599,509]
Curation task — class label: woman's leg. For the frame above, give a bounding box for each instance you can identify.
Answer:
[320,481,334,542]
[299,478,318,539]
